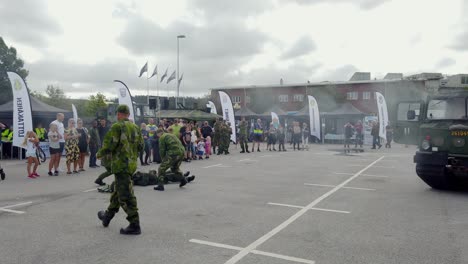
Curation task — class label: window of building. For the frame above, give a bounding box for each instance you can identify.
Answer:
[293,94,304,102]
[232,96,241,103]
[363,92,371,100]
[462,76,468,85]
[279,95,289,103]
[346,91,358,100]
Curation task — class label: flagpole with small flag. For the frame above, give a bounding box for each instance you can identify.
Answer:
[139,62,149,104]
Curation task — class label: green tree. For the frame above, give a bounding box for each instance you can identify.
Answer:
[85,93,108,116]
[45,85,67,101]
[0,37,29,105]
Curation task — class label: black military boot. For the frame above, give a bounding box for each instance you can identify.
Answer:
[154,184,165,191]
[120,223,141,235]
[94,179,105,186]
[97,210,114,227]
[0,169,5,180]
[187,175,195,183]
[184,171,190,177]
[179,177,188,187]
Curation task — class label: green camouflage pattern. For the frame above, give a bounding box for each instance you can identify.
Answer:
[159,132,185,158]
[106,172,139,224]
[157,154,184,185]
[97,119,144,174]
[239,120,249,152]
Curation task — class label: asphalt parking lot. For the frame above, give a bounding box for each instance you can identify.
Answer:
[1,144,468,264]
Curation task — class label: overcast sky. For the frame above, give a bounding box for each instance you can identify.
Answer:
[1,0,467,99]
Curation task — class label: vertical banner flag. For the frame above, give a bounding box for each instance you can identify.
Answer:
[114,80,135,121]
[7,72,33,149]
[271,112,280,129]
[72,104,78,124]
[376,92,389,141]
[207,101,217,114]
[218,91,236,143]
[166,70,176,84]
[308,95,321,140]
[139,62,148,77]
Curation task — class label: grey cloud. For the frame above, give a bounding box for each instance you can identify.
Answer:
[27,58,140,96]
[450,31,468,51]
[117,15,269,60]
[0,0,61,47]
[190,0,274,19]
[449,1,468,51]
[436,58,456,68]
[281,36,317,59]
[289,0,390,10]
[315,64,360,82]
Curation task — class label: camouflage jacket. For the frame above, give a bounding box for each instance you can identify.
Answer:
[97,118,144,174]
[159,132,185,159]
[239,121,248,136]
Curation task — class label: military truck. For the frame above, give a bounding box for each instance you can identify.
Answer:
[398,89,468,189]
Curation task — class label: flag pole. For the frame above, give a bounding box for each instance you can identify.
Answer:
[146,63,150,106]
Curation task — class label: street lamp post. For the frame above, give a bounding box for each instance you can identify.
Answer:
[176,34,186,108]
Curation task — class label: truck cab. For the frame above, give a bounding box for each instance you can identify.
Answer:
[399,90,468,189]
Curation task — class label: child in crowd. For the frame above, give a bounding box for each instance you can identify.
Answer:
[23,131,40,179]
[197,138,205,160]
[204,136,211,159]
[48,123,61,176]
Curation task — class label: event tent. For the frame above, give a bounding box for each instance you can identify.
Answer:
[235,107,258,117]
[0,96,71,126]
[154,109,222,121]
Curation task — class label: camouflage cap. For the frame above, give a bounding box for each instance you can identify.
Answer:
[156,128,165,134]
[117,104,130,114]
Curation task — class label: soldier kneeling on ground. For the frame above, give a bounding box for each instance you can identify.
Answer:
[154,128,194,191]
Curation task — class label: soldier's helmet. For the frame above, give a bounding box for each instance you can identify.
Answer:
[117,104,130,114]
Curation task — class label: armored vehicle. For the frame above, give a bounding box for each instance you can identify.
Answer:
[399,89,468,189]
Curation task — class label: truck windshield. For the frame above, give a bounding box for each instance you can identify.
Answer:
[427,98,468,120]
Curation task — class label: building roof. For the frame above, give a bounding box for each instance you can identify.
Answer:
[235,107,257,117]
[349,72,371,81]
[210,78,412,91]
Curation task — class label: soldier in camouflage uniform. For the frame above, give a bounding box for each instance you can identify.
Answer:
[154,129,193,191]
[97,105,144,235]
[239,117,250,153]
[217,122,232,155]
[213,118,222,154]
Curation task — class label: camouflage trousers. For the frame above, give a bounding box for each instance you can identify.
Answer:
[218,136,230,154]
[96,168,112,182]
[107,172,139,224]
[157,154,184,185]
[239,134,248,152]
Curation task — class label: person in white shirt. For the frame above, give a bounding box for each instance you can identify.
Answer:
[50,113,65,175]
[23,131,40,179]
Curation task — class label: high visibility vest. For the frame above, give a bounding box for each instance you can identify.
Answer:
[35,128,46,141]
[7,131,13,142]
[147,124,157,137]
[1,129,10,142]
[253,124,263,135]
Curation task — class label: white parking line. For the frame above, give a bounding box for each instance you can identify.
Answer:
[82,188,97,193]
[304,183,375,191]
[190,239,315,264]
[203,164,223,168]
[267,203,350,214]
[221,156,385,264]
[334,172,388,178]
[0,201,33,214]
